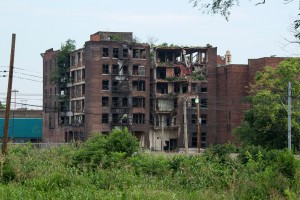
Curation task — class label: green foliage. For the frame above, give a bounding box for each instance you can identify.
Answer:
[190,71,206,80]
[234,58,300,150]
[0,141,299,199]
[106,128,139,157]
[50,39,76,87]
[72,128,139,169]
[0,102,5,109]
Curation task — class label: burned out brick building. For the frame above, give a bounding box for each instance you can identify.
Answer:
[42,30,287,150]
[42,31,150,146]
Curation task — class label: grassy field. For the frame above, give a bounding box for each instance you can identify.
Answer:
[0,136,299,200]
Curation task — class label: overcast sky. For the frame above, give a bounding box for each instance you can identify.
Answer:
[0,0,299,109]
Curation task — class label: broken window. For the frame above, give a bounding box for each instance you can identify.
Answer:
[166,116,171,127]
[201,99,207,108]
[156,83,168,94]
[123,49,128,58]
[192,83,197,93]
[102,96,109,107]
[102,64,109,74]
[133,49,139,58]
[102,80,109,90]
[201,114,207,125]
[156,68,166,79]
[112,97,119,107]
[122,97,128,107]
[174,67,181,77]
[140,49,146,59]
[71,55,75,66]
[112,81,119,91]
[132,65,138,75]
[102,114,109,123]
[112,113,119,123]
[133,49,146,59]
[122,65,128,75]
[82,69,85,80]
[132,81,145,91]
[103,48,109,57]
[191,114,197,124]
[201,52,206,63]
[201,85,207,93]
[132,97,145,107]
[182,83,188,93]
[82,85,85,95]
[112,64,119,75]
[174,83,180,94]
[113,48,119,58]
[133,113,145,124]
[192,132,197,148]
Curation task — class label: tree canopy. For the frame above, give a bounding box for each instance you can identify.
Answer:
[233,58,300,150]
[0,102,5,109]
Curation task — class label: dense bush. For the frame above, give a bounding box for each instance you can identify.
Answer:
[73,128,139,169]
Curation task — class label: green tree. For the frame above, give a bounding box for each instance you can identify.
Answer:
[50,39,76,87]
[0,102,5,109]
[233,58,300,150]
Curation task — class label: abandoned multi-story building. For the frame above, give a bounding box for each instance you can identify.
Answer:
[42,30,287,150]
[42,31,150,146]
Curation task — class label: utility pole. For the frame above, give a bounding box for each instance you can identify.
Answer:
[2,33,16,156]
[183,97,188,154]
[288,82,291,151]
[12,89,18,109]
[196,96,201,153]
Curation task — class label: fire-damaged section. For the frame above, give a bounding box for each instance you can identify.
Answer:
[150,46,211,151]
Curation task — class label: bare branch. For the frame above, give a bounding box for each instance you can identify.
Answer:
[255,0,265,6]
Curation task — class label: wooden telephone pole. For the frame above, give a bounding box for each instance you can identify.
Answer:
[2,33,16,156]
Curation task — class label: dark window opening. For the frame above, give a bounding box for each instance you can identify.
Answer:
[133,65,139,75]
[113,48,119,58]
[201,86,207,93]
[174,67,181,77]
[123,49,128,58]
[102,80,109,90]
[157,68,166,79]
[166,116,171,127]
[133,49,139,58]
[82,69,85,80]
[201,99,207,108]
[133,113,145,124]
[122,65,128,75]
[122,98,128,107]
[182,83,188,93]
[201,114,207,125]
[103,64,109,74]
[112,81,119,91]
[157,83,168,94]
[112,64,119,75]
[103,48,109,57]
[132,97,145,107]
[192,83,197,93]
[112,113,119,123]
[174,83,180,93]
[191,114,197,124]
[102,97,109,107]
[133,81,145,91]
[102,114,109,123]
[192,132,197,148]
[112,97,119,107]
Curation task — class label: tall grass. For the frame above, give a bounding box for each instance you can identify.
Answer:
[0,138,298,199]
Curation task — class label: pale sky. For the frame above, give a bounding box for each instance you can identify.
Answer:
[0,0,299,109]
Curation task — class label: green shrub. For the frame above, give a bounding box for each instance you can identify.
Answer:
[106,128,139,157]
